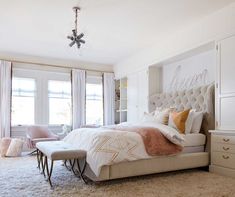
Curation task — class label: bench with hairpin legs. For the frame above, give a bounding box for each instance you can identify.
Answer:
[36,141,87,188]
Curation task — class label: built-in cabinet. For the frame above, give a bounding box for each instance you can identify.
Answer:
[115,78,127,124]
[216,35,235,130]
[127,67,162,122]
[210,34,235,177]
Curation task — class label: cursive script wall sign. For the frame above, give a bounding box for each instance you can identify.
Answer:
[162,50,215,92]
[168,65,209,92]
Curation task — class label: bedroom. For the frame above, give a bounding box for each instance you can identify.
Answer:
[1,0,235,196]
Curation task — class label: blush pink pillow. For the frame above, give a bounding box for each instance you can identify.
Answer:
[0,138,12,157]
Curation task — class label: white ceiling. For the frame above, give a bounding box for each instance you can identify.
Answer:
[0,0,234,66]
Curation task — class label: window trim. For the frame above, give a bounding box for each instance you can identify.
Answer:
[12,68,72,127]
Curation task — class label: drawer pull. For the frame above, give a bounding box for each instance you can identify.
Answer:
[223,138,230,142]
[222,155,230,159]
[223,147,230,151]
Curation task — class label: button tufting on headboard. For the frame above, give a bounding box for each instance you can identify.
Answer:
[149,84,214,114]
[148,84,215,151]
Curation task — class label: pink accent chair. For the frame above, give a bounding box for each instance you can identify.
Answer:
[26,125,59,154]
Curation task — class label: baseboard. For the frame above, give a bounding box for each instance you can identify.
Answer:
[210,165,235,178]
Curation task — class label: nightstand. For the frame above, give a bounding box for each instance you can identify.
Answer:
[209,130,235,178]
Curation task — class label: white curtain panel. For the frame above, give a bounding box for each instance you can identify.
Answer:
[103,73,115,125]
[72,69,86,129]
[0,61,12,138]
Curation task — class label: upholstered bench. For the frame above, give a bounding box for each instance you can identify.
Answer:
[36,141,87,187]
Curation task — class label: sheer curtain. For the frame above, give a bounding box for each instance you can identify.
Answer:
[0,61,12,138]
[103,73,115,125]
[72,69,86,129]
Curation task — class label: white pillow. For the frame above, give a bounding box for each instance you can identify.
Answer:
[6,139,24,157]
[142,112,156,122]
[185,109,196,134]
[191,111,204,133]
[185,110,204,134]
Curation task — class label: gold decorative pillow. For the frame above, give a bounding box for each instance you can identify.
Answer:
[168,109,190,133]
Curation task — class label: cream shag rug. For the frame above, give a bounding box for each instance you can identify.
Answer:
[0,156,235,197]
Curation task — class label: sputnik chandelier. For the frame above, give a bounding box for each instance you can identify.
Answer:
[67,7,85,49]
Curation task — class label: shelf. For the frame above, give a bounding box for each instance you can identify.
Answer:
[116,98,127,102]
[116,109,128,112]
[115,77,128,124]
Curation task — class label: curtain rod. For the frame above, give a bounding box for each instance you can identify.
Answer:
[0,58,114,74]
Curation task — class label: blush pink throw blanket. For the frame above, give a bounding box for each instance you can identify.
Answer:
[111,126,182,156]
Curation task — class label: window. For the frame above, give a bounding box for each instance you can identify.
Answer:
[11,68,71,127]
[11,77,35,125]
[86,76,103,125]
[48,80,71,125]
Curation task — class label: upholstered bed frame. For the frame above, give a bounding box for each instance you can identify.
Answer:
[85,84,215,181]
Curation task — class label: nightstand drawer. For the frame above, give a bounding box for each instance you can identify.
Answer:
[212,134,235,145]
[211,152,235,169]
[212,143,235,154]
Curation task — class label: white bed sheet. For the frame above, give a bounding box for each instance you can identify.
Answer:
[182,133,206,147]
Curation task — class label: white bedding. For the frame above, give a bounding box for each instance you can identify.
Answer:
[63,122,184,176]
[182,133,206,147]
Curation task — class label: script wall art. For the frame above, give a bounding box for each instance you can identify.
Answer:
[162,50,215,92]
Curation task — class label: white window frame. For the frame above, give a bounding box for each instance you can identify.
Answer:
[11,68,71,129]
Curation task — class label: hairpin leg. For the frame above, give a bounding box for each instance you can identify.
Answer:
[76,159,87,184]
[39,151,43,172]
[70,159,76,175]
[36,149,40,170]
[41,155,46,177]
[48,160,54,188]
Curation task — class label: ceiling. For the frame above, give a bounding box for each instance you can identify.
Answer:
[0,0,234,66]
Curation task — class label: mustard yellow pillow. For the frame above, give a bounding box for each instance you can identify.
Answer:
[168,109,190,133]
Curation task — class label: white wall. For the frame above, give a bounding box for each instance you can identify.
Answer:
[114,2,235,78]
[162,50,215,92]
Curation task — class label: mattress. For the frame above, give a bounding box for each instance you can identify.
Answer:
[182,146,205,153]
[182,133,206,147]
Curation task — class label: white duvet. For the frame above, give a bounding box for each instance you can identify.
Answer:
[63,122,185,176]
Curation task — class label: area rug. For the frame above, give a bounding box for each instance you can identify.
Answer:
[0,156,235,197]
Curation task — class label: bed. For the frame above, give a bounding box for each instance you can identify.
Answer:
[65,84,215,181]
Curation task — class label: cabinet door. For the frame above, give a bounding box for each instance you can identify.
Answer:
[218,35,235,130]
[220,36,235,94]
[127,73,139,122]
[137,70,148,120]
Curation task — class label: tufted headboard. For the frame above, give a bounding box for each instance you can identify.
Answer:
[149,84,215,151]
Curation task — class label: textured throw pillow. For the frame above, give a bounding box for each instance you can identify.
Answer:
[0,138,12,157]
[168,109,190,134]
[6,139,24,157]
[154,108,172,125]
[190,111,204,133]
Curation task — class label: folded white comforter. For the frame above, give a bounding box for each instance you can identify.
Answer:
[63,122,184,176]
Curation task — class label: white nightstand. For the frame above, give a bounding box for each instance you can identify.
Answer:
[209,130,235,178]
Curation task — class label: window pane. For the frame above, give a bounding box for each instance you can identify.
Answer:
[48,80,71,125]
[11,78,35,125]
[86,83,103,125]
